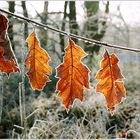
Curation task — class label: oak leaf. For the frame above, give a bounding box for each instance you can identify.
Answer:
[95,50,126,112]
[0,14,19,75]
[25,31,52,91]
[56,39,90,110]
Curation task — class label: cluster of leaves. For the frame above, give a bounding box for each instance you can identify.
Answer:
[0,14,126,113]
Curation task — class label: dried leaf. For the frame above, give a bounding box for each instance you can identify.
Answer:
[95,49,126,112]
[56,39,90,110]
[25,31,52,91]
[0,47,19,74]
[0,14,19,75]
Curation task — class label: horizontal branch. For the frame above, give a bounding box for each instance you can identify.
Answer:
[0,8,140,53]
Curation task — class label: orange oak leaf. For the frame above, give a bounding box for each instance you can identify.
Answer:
[0,14,19,75]
[25,31,52,91]
[56,39,90,111]
[95,49,126,112]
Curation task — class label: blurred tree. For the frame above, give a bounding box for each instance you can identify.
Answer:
[69,1,79,43]
[83,1,109,55]
[40,1,48,48]
[8,1,15,51]
[21,1,28,39]
[60,1,68,55]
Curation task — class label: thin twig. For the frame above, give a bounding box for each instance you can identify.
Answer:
[0,8,140,53]
[21,27,27,138]
[14,125,25,130]
[25,109,40,120]
[19,82,23,126]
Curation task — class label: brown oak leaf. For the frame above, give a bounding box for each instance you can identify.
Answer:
[56,39,90,111]
[95,49,126,112]
[25,31,52,91]
[0,14,19,75]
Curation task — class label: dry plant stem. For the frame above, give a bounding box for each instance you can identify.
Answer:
[18,23,27,138]
[19,82,23,126]
[12,128,15,138]
[0,73,3,123]
[25,109,40,120]
[0,8,140,53]
[21,28,27,138]
[19,81,27,138]
[14,125,24,130]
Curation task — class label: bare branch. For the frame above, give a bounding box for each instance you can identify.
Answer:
[0,8,140,53]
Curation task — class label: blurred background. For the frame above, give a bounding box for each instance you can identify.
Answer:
[0,1,140,139]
